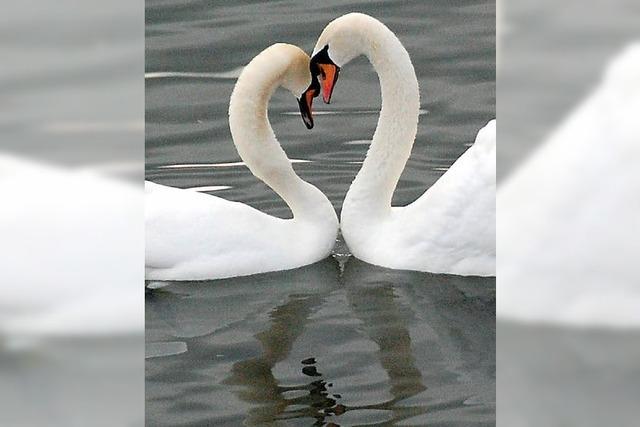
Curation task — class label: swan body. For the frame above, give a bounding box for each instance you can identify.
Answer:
[311,14,496,276]
[146,44,338,281]
[0,154,142,345]
[498,43,640,328]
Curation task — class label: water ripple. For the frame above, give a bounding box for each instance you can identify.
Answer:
[158,159,311,169]
[145,67,245,80]
[185,185,232,192]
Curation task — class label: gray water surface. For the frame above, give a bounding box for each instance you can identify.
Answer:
[146,256,495,426]
[146,1,495,425]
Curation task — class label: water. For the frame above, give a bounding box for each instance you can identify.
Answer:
[146,257,495,426]
[146,0,495,425]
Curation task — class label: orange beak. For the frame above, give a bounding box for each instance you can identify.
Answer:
[318,63,340,104]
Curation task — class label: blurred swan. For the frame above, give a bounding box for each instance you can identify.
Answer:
[498,43,640,328]
[0,154,142,347]
[145,44,338,281]
[305,13,495,276]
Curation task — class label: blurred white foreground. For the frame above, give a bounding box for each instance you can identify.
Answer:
[0,0,143,425]
[0,154,143,343]
[498,43,640,328]
[0,155,144,426]
[497,0,640,424]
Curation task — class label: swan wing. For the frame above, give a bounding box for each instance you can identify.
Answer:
[1,154,142,339]
[145,181,293,280]
[498,44,640,326]
[394,120,496,275]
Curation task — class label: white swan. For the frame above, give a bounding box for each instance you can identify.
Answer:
[0,153,142,346]
[498,43,640,328]
[145,44,338,281]
[306,13,495,276]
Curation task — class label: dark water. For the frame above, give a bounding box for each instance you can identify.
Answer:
[146,0,495,425]
[146,257,495,426]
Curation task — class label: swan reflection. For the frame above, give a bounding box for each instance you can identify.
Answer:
[146,255,494,425]
[224,295,346,425]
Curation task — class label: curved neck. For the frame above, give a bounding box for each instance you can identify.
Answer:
[344,21,420,217]
[228,61,325,221]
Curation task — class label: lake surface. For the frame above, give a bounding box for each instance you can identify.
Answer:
[145,0,495,425]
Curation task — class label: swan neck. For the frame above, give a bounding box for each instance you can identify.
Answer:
[228,62,327,222]
[345,21,420,216]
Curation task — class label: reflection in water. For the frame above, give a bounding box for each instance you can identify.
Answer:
[219,257,430,426]
[346,284,425,401]
[339,259,427,424]
[146,255,494,426]
[223,293,327,425]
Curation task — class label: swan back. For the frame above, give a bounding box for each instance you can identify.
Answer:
[498,44,640,326]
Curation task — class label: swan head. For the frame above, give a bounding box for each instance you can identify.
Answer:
[240,43,319,129]
[271,44,319,129]
[309,45,341,104]
[306,13,383,103]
